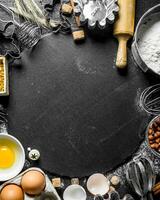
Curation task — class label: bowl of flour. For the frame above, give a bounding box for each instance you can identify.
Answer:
[132,4,160,76]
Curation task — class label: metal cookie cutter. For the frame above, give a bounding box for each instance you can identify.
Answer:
[44,0,71,34]
[0,32,20,60]
[74,0,119,29]
[0,3,41,49]
[0,8,21,60]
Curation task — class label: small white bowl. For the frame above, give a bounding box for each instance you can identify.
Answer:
[0,133,25,181]
[87,173,110,196]
[63,185,87,200]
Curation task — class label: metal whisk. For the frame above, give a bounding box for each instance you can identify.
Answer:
[126,157,155,200]
[0,3,41,49]
[139,84,160,115]
[15,21,41,49]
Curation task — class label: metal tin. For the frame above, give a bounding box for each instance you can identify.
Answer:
[0,167,61,200]
[74,0,119,29]
[0,56,9,96]
[132,4,160,76]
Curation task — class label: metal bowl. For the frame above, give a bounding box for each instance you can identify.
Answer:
[145,115,160,158]
[132,4,160,77]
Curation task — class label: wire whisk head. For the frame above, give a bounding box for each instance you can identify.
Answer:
[139,84,160,115]
[15,22,41,49]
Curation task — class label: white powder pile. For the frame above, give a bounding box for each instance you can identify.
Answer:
[138,13,160,74]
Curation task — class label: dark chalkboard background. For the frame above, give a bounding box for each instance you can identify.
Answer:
[0,2,160,199]
[1,0,159,177]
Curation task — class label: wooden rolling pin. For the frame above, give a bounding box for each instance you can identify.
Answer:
[114,0,136,69]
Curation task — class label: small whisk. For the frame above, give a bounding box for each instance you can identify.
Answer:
[0,3,41,49]
[15,21,41,49]
[126,157,155,200]
[139,84,160,115]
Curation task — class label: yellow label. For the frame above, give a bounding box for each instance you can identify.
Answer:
[0,139,15,169]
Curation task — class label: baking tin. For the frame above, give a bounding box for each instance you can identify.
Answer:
[0,56,9,96]
[0,167,61,200]
[145,115,160,158]
[132,4,160,76]
[74,0,119,29]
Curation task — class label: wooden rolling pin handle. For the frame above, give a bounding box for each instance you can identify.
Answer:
[116,36,128,69]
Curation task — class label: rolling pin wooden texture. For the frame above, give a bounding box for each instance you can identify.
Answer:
[114,0,136,69]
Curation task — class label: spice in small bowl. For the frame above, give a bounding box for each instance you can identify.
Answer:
[146,116,160,156]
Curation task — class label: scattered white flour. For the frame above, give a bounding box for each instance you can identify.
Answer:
[138,13,160,74]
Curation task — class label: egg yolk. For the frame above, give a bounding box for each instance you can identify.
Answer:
[0,140,15,169]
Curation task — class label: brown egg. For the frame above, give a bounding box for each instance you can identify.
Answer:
[21,170,45,195]
[0,184,24,200]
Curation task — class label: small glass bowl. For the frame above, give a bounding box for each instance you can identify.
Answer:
[145,115,160,158]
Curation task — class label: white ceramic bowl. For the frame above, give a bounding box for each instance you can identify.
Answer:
[87,173,110,196]
[0,133,25,181]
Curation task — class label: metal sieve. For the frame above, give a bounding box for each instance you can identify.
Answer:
[132,4,160,76]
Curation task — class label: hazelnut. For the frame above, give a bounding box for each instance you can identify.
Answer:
[151,143,159,149]
[149,135,154,140]
[148,129,153,135]
[156,138,160,143]
[156,132,160,136]
[110,175,120,186]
